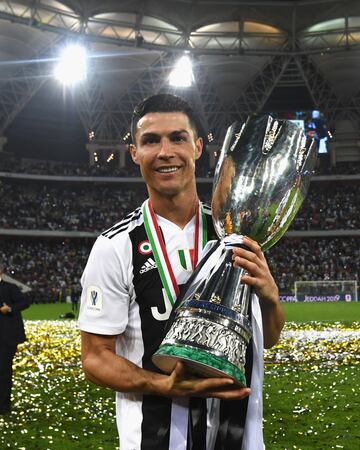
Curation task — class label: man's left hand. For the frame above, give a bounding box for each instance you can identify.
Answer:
[232,236,279,307]
[232,236,285,348]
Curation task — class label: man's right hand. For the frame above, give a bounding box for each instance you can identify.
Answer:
[158,361,251,400]
[81,331,251,400]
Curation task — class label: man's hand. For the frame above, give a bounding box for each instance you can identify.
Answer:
[0,303,12,314]
[232,236,285,348]
[156,361,251,400]
[82,332,251,399]
[232,236,279,306]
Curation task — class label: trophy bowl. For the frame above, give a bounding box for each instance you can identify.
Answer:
[152,115,317,385]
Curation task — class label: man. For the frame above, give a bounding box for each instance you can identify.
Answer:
[79,94,284,449]
[0,261,30,415]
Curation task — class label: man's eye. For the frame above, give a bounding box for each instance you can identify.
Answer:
[172,135,186,142]
[143,138,158,145]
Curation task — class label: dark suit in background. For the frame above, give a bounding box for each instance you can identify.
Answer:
[0,279,30,414]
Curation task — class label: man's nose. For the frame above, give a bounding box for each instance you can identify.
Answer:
[158,138,173,158]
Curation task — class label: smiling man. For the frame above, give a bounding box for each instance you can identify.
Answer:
[79,94,284,450]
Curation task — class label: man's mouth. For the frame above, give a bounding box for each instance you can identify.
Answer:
[156,166,180,173]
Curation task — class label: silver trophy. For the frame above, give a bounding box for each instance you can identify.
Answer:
[152,115,317,386]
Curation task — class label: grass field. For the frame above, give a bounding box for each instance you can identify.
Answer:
[22,302,79,320]
[1,302,359,449]
[282,301,360,323]
[23,300,360,322]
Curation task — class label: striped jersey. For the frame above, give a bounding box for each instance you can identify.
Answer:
[78,200,264,450]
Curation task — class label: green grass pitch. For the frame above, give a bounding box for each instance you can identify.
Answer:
[0,301,358,449]
[23,300,360,322]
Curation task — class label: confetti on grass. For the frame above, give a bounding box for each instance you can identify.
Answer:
[265,322,360,366]
[0,321,358,449]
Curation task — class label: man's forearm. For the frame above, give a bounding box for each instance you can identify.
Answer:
[260,296,285,349]
[82,347,170,395]
[82,348,253,401]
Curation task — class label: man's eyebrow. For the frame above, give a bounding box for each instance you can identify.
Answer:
[140,129,190,138]
[169,129,190,135]
[140,132,160,138]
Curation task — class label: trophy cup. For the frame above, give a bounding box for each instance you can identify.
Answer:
[152,115,317,386]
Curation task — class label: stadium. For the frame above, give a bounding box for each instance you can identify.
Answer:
[0,0,359,449]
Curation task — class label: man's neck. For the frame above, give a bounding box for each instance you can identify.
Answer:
[149,191,199,229]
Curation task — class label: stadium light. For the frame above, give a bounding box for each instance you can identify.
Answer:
[169,54,194,87]
[54,44,87,86]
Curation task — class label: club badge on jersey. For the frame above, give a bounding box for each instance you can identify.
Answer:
[178,248,195,272]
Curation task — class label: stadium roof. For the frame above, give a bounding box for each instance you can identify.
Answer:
[0,0,359,160]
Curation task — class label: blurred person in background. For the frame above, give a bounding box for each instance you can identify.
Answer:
[0,261,30,415]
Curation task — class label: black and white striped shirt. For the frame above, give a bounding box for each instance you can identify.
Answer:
[79,201,264,450]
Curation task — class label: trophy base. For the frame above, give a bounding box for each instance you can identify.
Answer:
[152,343,247,386]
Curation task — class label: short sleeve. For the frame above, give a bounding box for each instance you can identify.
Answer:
[78,233,133,335]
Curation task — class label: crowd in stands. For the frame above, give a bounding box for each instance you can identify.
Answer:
[1,155,358,303]
[0,157,139,177]
[1,239,88,304]
[0,181,146,232]
[0,180,358,232]
[267,237,359,293]
[1,237,358,303]
[1,156,359,178]
[0,156,211,178]
[291,183,359,230]
[314,160,360,175]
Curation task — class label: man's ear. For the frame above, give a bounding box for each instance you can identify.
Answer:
[195,137,203,160]
[129,144,139,165]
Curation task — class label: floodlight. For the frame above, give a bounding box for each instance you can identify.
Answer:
[54,44,87,86]
[169,54,194,87]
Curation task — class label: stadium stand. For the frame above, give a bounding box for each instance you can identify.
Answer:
[0,157,359,302]
[0,238,88,304]
[0,0,359,305]
[0,176,358,232]
[1,156,360,177]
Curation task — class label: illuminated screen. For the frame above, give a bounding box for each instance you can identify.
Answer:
[289,119,305,130]
[274,111,329,153]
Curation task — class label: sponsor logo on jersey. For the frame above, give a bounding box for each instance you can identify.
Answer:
[86,285,103,311]
[140,257,157,274]
[138,240,152,255]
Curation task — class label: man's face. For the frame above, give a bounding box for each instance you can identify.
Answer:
[130,112,203,198]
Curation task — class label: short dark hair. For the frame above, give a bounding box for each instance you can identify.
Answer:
[131,93,199,143]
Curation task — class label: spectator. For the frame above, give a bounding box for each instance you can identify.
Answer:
[0,260,31,415]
